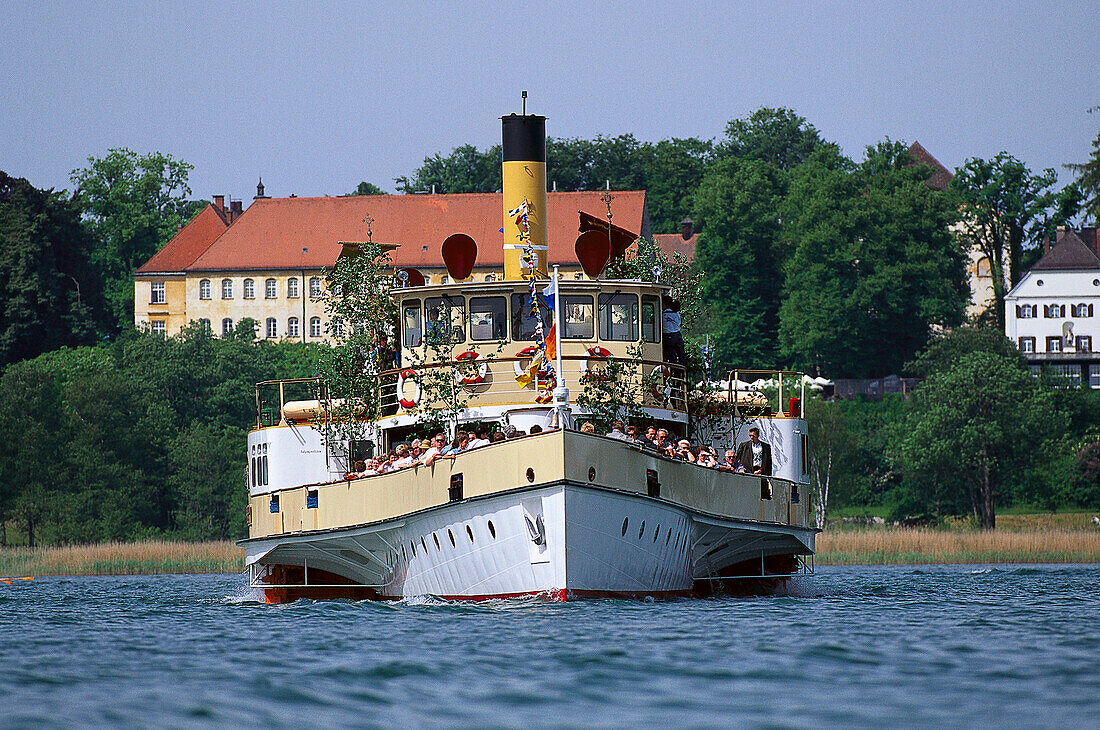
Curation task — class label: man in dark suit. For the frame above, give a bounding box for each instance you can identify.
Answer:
[736,427,772,476]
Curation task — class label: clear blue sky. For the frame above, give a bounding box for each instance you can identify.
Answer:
[2,1,1097,202]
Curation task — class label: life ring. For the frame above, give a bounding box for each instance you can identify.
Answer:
[580,346,611,375]
[649,365,669,402]
[513,345,541,378]
[396,368,421,409]
[455,350,488,385]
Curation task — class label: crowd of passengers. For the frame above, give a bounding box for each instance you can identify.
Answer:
[343,420,769,479]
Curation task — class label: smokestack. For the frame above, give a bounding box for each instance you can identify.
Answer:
[230,200,243,222]
[213,194,225,212]
[501,111,548,280]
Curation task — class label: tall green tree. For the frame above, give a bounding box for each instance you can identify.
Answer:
[395,143,502,194]
[950,153,1080,327]
[346,181,387,196]
[1066,107,1100,224]
[641,137,714,234]
[779,142,967,377]
[889,351,1063,529]
[0,172,106,366]
[69,149,201,329]
[717,107,828,170]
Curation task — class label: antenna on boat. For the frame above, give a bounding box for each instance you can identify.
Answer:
[521,90,527,116]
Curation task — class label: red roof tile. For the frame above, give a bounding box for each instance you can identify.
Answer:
[134,204,228,274]
[907,142,953,191]
[182,191,649,272]
[653,232,696,263]
[1033,229,1100,271]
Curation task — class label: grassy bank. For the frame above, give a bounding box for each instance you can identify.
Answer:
[817,527,1100,565]
[0,540,243,577]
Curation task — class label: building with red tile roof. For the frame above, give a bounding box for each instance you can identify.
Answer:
[653,217,697,264]
[135,190,650,339]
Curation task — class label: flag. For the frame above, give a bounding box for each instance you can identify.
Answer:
[507,199,529,218]
[515,351,543,388]
[541,279,557,361]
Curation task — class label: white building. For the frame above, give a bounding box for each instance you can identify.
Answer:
[1004,229,1100,388]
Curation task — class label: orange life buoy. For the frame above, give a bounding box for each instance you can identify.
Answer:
[580,346,612,375]
[455,350,488,384]
[396,368,421,409]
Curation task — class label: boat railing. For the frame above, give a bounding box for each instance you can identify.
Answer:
[723,369,808,419]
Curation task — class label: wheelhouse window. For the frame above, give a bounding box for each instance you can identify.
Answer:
[641,295,661,343]
[199,279,211,300]
[599,293,639,342]
[425,296,465,344]
[402,300,422,347]
[265,317,277,339]
[288,317,299,338]
[265,278,277,299]
[221,318,233,335]
[243,278,255,299]
[470,297,507,341]
[310,317,322,338]
[287,277,299,298]
[309,277,322,298]
[221,279,233,299]
[562,295,594,339]
[511,293,552,341]
[150,282,165,304]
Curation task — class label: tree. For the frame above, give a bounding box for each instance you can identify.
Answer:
[889,351,1062,529]
[0,172,106,366]
[346,181,387,196]
[805,398,854,528]
[69,149,202,329]
[717,107,828,170]
[779,142,967,377]
[639,137,714,234]
[1066,107,1100,225]
[693,157,787,369]
[906,324,1025,378]
[950,153,1080,327]
[395,144,501,194]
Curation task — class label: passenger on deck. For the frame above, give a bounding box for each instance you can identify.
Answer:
[393,444,414,469]
[662,299,686,365]
[579,422,596,434]
[624,425,641,444]
[653,429,673,457]
[345,460,367,480]
[467,428,490,449]
[639,426,657,449]
[409,439,423,461]
[530,425,543,434]
[736,427,773,476]
[606,420,628,440]
[490,431,507,443]
[674,439,696,462]
[420,434,450,467]
[696,446,718,468]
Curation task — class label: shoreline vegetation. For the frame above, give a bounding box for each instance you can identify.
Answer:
[2,518,1099,577]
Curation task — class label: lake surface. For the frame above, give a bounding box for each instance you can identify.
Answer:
[2,565,1098,729]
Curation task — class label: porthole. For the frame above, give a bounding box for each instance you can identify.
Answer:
[526,468,535,483]
[1037,279,1044,286]
[401,545,407,561]
[422,536,428,553]
[639,520,646,539]
[488,520,496,539]
[621,517,629,536]
[448,529,456,548]
[653,525,660,542]
[588,467,596,481]
[466,525,474,542]
[411,541,416,557]
[1094,279,1100,286]
[434,533,441,550]
[665,529,671,546]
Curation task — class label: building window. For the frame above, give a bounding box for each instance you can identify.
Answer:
[221,279,233,299]
[243,278,255,299]
[309,277,322,298]
[309,317,322,338]
[222,318,233,336]
[198,318,211,334]
[1046,336,1062,353]
[265,317,277,339]
[976,257,992,277]
[440,276,449,285]
[287,277,299,298]
[1071,303,1094,317]
[150,282,165,304]
[150,320,166,336]
[1018,337,1035,354]
[265,278,277,299]
[1076,336,1092,353]
[1050,364,1081,388]
[1017,304,1035,319]
[1090,364,1100,389]
[574,272,584,280]
[288,317,299,338]
[1045,304,1066,318]
[199,279,211,300]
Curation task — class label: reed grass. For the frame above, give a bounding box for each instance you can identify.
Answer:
[0,540,244,577]
[818,527,1100,565]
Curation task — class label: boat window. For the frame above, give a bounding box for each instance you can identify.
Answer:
[261,455,269,486]
[641,295,661,343]
[598,293,639,342]
[425,296,466,344]
[511,292,552,341]
[563,295,594,339]
[469,296,507,341]
[402,300,422,347]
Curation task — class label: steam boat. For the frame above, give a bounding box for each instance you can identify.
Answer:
[240,110,817,603]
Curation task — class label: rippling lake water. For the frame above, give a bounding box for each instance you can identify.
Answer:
[2,565,1098,728]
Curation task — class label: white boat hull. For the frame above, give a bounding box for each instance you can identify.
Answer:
[246,482,815,602]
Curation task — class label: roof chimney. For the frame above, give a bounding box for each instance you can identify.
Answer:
[230,199,243,222]
[681,217,694,240]
[213,194,225,212]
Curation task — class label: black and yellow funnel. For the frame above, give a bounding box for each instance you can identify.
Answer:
[501,113,548,280]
